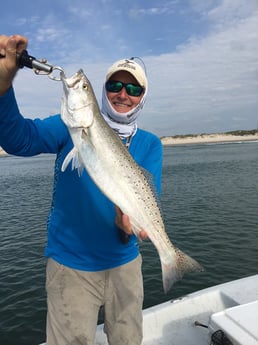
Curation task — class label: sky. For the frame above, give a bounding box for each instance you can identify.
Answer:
[2,0,258,136]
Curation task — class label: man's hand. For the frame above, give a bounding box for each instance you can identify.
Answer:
[0,34,28,95]
[115,206,148,241]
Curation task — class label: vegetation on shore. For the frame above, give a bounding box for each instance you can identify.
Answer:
[1,130,258,155]
[161,129,258,140]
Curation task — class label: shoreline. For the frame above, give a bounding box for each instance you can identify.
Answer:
[161,134,258,146]
[1,134,258,156]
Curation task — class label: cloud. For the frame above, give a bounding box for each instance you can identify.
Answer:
[36,27,66,43]
[68,7,92,19]
[139,6,258,134]
[207,0,258,25]
[6,0,258,136]
[128,5,174,18]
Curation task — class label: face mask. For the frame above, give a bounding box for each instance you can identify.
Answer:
[101,84,148,139]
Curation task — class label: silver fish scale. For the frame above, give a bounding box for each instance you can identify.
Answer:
[60,69,204,293]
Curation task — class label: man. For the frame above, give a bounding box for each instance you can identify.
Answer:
[0,35,163,345]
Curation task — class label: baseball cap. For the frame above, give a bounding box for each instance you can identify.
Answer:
[106,58,147,89]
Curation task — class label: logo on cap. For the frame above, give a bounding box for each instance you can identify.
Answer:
[117,60,136,71]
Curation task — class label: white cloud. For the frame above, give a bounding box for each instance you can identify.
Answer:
[140,7,258,134]
[5,0,258,136]
[36,27,65,42]
[207,0,258,25]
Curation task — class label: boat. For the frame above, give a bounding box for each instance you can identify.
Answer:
[39,274,258,345]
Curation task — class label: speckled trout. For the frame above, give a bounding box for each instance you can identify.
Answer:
[60,69,203,293]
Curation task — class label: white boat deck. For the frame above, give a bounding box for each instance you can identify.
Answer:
[95,275,258,345]
[39,274,258,345]
[210,300,258,345]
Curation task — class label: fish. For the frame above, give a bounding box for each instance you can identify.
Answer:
[60,69,204,293]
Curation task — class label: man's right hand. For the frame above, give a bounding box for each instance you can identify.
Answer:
[0,34,28,95]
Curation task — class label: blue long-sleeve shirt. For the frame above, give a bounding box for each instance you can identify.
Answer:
[0,87,163,271]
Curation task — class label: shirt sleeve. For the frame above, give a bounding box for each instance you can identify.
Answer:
[0,87,68,156]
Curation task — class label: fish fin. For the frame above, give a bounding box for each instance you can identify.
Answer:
[81,128,88,139]
[61,148,76,172]
[161,248,204,294]
[61,147,84,176]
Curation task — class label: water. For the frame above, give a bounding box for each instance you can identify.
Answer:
[0,141,258,345]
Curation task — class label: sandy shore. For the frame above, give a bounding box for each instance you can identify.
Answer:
[161,133,258,146]
[1,133,258,155]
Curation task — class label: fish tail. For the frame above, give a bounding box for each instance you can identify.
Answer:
[161,247,204,294]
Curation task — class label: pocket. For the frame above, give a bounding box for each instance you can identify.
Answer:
[46,258,64,290]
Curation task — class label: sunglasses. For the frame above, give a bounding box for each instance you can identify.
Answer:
[105,80,144,97]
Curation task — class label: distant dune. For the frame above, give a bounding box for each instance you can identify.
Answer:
[161,131,258,146]
[1,131,258,155]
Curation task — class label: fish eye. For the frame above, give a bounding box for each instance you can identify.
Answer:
[82,83,88,90]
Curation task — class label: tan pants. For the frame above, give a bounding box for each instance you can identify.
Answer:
[46,256,143,345]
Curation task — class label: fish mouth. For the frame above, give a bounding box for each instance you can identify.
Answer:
[61,69,87,89]
[67,103,93,112]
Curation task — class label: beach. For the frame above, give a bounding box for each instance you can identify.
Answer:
[1,133,258,156]
[161,133,258,146]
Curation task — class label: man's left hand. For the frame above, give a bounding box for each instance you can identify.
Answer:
[115,206,148,240]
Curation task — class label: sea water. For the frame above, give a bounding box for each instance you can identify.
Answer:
[0,141,258,345]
